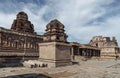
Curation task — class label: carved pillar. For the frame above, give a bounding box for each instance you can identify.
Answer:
[97,50,99,56]
[95,50,97,57]
[77,46,79,55]
[82,49,85,56]
[93,50,95,56]
[87,49,90,57]
[99,50,100,56]
[94,50,96,56]
[0,32,2,50]
[24,36,27,49]
[71,46,75,60]
[71,46,74,55]
[89,49,91,57]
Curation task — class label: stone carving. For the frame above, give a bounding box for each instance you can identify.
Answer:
[11,11,35,34]
[43,19,68,42]
[0,27,43,63]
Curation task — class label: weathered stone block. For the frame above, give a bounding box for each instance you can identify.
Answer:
[39,42,71,68]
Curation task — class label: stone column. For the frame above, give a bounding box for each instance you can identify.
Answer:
[82,49,86,56]
[0,32,2,50]
[77,47,79,55]
[71,46,74,60]
[90,50,91,57]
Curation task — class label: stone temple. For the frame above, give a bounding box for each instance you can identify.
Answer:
[0,12,120,67]
[0,12,43,64]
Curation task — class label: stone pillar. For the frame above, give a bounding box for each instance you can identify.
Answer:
[82,49,85,56]
[77,47,79,55]
[0,32,1,50]
[71,46,75,60]
[90,49,91,57]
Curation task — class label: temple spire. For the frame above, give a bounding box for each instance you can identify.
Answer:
[43,19,68,42]
[11,11,35,34]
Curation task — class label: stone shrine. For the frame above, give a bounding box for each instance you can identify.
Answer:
[39,19,71,68]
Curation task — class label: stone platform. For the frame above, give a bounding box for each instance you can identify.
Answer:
[39,42,72,68]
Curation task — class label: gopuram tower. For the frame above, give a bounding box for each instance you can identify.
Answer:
[11,11,35,34]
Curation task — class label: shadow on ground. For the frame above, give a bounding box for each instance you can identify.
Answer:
[72,61,79,65]
[2,73,51,78]
[0,62,23,68]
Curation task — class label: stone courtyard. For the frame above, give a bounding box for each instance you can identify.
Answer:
[0,60,120,78]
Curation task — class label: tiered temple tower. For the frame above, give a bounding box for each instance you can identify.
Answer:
[43,19,68,42]
[11,11,35,34]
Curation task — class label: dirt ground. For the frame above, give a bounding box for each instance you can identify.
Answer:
[0,59,120,78]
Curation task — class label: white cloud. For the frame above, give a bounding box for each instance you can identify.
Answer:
[0,12,15,28]
[0,0,120,45]
[49,0,116,43]
[22,5,49,33]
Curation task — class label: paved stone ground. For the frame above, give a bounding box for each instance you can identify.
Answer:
[0,60,120,78]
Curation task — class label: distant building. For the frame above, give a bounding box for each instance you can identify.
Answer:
[89,36,119,59]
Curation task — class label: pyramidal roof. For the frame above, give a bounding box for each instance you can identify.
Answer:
[46,19,64,28]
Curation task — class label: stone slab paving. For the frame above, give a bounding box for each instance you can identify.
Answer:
[0,60,120,78]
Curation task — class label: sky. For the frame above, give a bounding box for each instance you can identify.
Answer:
[0,0,120,45]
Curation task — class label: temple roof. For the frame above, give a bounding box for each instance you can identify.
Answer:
[17,11,28,20]
[46,19,64,29]
[43,19,68,42]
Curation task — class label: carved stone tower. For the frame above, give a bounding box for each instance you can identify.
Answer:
[43,19,68,42]
[11,11,35,34]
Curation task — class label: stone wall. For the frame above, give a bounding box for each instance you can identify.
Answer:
[0,27,43,62]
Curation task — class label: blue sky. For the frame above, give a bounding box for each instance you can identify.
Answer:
[0,0,120,45]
